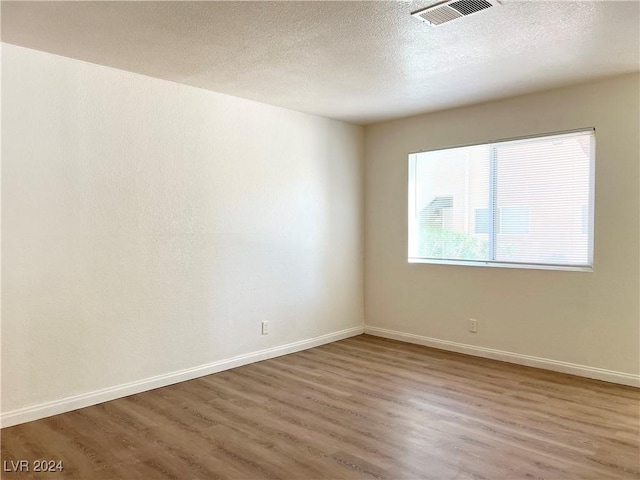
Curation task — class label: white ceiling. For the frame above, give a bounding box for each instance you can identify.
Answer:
[2,1,639,125]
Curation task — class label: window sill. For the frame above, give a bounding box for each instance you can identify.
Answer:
[407,257,593,272]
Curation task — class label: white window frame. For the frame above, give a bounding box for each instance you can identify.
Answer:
[408,128,595,272]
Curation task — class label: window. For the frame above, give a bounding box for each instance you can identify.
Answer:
[408,129,595,271]
[474,207,531,235]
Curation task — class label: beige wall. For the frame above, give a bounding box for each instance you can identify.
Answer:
[364,73,639,376]
[1,44,364,417]
[2,42,638,425]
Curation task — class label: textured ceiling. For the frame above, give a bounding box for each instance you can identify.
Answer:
[2,1,639,124]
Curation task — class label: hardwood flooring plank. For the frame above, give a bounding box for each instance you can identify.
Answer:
[2,335,638,479]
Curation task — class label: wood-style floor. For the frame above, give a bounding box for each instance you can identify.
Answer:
[2,335,639,480]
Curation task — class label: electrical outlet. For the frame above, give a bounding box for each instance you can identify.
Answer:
[469,319,478,333]
[261,321,269,335]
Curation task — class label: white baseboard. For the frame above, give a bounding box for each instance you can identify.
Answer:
[364,326,640,388]
[1,326,364,428]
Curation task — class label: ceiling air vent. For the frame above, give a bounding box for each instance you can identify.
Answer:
[411,0,501,26]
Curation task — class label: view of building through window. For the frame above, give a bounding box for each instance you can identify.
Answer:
[408,130,594,269]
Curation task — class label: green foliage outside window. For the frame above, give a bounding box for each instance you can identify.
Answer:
[419,227,489,260]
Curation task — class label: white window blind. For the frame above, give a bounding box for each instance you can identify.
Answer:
[408,129,595,271]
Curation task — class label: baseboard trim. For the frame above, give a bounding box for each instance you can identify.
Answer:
[1,326,364,428]
[364,326,639,388]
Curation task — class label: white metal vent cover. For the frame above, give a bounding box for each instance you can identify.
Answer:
[412,0,502,26]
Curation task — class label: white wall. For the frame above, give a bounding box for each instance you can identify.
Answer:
[3,42,637,428]
[1,44,364,421]
[364,73,639,382]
